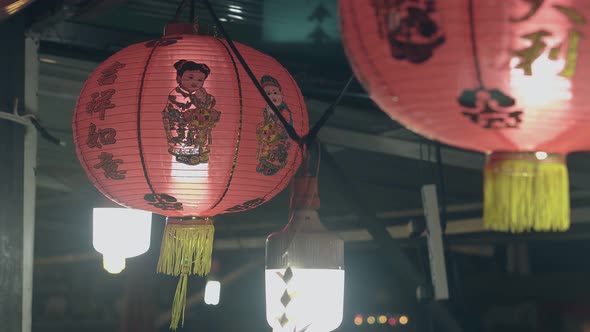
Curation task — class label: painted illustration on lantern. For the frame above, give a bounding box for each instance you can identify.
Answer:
[459,88,523,129]
[511,1,585,78]
[256,75,293,176]
[371,0,445,63]
[162,60,221,166]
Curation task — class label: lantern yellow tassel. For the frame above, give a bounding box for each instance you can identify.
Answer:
[170,259,190,330]
[157,217,214,276]
[483,152,569,232]
[158,217,214,329]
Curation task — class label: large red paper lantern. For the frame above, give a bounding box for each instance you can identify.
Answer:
[73,23,308,328]
[339,0,590,232]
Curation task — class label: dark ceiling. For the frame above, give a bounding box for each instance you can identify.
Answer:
[7,0,590,331]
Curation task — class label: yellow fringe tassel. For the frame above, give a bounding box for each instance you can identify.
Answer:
[170,260,190,330]
[157,218,214,330]
[157,218,215,276]
[483,153,570,233]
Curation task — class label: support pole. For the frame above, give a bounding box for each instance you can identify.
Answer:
[422,184,450,301]
[0,13,26,332]
[22,34,39,332]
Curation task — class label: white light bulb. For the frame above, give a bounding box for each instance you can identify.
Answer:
[93,208,152,274]
[204,280,221,305]
[266,268,344,332]
[103,255,126,274]
[535,151,548,160]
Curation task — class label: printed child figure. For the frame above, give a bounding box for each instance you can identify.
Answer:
[162,60,221,165]
[256,75,293,176]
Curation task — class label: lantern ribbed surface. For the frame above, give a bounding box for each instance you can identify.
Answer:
[340,0,590,232]
[340,0,590,154]
[73,32,308,218]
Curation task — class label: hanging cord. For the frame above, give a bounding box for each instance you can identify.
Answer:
[199,0,353,148]
[170,0,354,149]
[200,0,302,145]
[304,75,354,148]
[173,0,190,22]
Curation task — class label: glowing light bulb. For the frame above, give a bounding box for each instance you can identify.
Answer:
[535,151,548,160]
[93,208,151,274]
[204,280,221,305]
[378,315,387,324]
[102,255,125,274]
[388,317,397,326]
[399,315,409,325]
[266,205,344,332]
[367,316,376,325]
[266,268,344,332]
[354,315,363,326]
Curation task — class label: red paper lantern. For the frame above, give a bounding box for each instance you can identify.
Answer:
[73,23,308,328]
[339,0,590,232]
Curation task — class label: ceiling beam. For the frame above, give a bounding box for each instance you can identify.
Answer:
[319,126,484,169]
[318,126,590,189]
[37,174,72,192]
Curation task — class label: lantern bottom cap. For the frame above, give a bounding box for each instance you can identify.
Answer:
[483,152,569,233]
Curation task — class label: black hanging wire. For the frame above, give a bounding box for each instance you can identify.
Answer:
[198,0,353,148]
[174,0,190,22]
[200,0,303,145]
[190,0,195,23]
[304,74,354,147]
[170,0,354,148]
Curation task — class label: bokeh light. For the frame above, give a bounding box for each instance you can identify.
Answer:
[399,315,409,325]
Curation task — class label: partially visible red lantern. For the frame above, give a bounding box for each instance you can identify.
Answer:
[339,0,590,232]
[73,23,308,328]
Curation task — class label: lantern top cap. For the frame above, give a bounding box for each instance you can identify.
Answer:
[164,22,198,36]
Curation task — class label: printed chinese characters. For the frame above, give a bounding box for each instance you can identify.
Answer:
[256,75,292,176]
[162,60,221,166]
[97,61,126,86]
[87,123,117,149]
[225,198,265,212]
[372,0,445,63]
[511,0,585,78]
[144,193,183,210]
[459,88,523,129]
[94,152,127,180]
[88,61,127,180]
[86,89,115,121]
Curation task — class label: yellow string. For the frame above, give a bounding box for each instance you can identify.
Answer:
[170,260,190,330]
[158,221,214,330]
[483,157,569,232]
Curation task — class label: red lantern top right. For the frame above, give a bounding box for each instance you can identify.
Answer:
[340,0,590,154]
